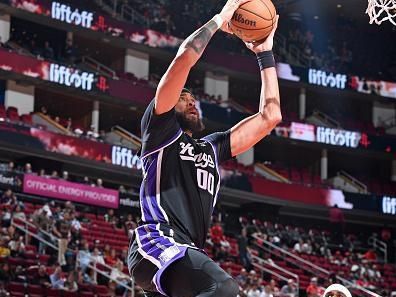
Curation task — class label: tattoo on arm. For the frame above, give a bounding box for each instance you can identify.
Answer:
[184,20,219,55]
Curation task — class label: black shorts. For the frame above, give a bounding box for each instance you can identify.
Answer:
[128,240,238,297]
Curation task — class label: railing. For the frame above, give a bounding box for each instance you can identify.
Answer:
[120,4,148,27]
[338,170,368,193]
[252,233,382,297]
[81,56,117,79]
[251,254,299,296]
[111,125,142,147]
[95,0,148,26]
[368,236,388,264]
[311,109,341,128]
[12,218,135,297]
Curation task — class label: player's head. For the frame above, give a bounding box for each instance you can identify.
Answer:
[322,284,352,297]
[175,88,204,134]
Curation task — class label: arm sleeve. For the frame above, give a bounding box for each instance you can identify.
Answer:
[140,99,181,158]
[203,130,232,164]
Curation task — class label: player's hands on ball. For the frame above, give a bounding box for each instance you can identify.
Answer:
[219,0,252,31]
[245,15,279,52]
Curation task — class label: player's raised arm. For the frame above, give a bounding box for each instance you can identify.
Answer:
[154,0,251,115]
[230,16,282,157]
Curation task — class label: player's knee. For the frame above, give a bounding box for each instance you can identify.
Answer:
[215,278,239,297]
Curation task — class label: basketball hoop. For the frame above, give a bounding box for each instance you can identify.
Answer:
[366,0,396,25]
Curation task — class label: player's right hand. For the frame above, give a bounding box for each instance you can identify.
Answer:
[219,0,252,26]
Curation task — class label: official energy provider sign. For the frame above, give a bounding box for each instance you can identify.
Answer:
[23,174,119,208]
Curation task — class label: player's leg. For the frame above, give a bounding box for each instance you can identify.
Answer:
[159,248,239,297]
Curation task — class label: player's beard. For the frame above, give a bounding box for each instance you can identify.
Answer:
[175,111,205,134]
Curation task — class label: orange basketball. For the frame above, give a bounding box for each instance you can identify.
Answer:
[229,0,276,42]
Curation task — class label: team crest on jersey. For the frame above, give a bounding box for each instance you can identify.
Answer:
[179,142,214,168]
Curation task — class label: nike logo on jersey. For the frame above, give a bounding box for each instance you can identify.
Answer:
[179,142,215,169]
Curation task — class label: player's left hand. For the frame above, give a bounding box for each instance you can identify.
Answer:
[245,15,279,53]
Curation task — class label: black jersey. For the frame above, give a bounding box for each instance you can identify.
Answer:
[138,99,232,249]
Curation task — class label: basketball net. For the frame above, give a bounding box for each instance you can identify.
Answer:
[366,0,396,25]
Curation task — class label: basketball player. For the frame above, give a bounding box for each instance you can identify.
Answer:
[127,0,281,296]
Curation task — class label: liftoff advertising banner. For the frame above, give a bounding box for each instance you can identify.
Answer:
[23,174,119,208]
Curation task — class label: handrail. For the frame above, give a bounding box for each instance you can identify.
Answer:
[252,233,382,297]
[255,163,290,183]
[368,236,388,264]
[312,109,341,128]
[81,56,117,79]
[111,125,142,147]
[12,218,134,296]
[251,254,299,295]
[338,170,367,192]
[33,112,70,134]
[253,233,329,275]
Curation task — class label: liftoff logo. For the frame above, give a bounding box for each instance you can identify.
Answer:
[308,69,347,89]
[111,146,141,169]
[316,127,361,148]
[49,64,95,91]
[51,2,94,28]
[382,196,396,215]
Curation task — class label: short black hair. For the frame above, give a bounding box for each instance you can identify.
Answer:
[181,88,193,96]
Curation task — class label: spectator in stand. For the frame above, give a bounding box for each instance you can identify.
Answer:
[30,264,52,288]
[64,271,78,292]
[124,214,137,234]
[53,211,71,266]
[268,279,279,295]
[83,176,90,184]
[65,118,73,133]
[0,237,10,258]
[236,268,248,287]
[293,238,304,253]
[77,242,91,272]
[238,228,251,270]
[210,221,223,260]
[62,171,69,181]
[50,265,65,289]
[40,106,48,116]
[91,247,105,265]
[51,170,59,179]
[110,260,130,294]
[43,41,54,60]
[39,169,46,177]
[104,209,116,224]
[96,178,103,188]
[63,38,77,64]
[1,189,16,205]
[0,263,13,288]
[280,279,298,297]
[363,249,377,262]
[24,163,32,174]
[103,243,111,257]
[12,204,26,221]
[1,206,11,228]
[306,277,320,297]
[247,283,261,297]
[8,235,25,257]
[33,204,52,254]
[83,267,97,285]
[105,248,118,266]
[7,161,14,172]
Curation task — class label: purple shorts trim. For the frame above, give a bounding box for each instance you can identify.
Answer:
[153,246,188,296]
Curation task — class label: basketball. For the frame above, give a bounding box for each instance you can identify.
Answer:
[229,0,276,42]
